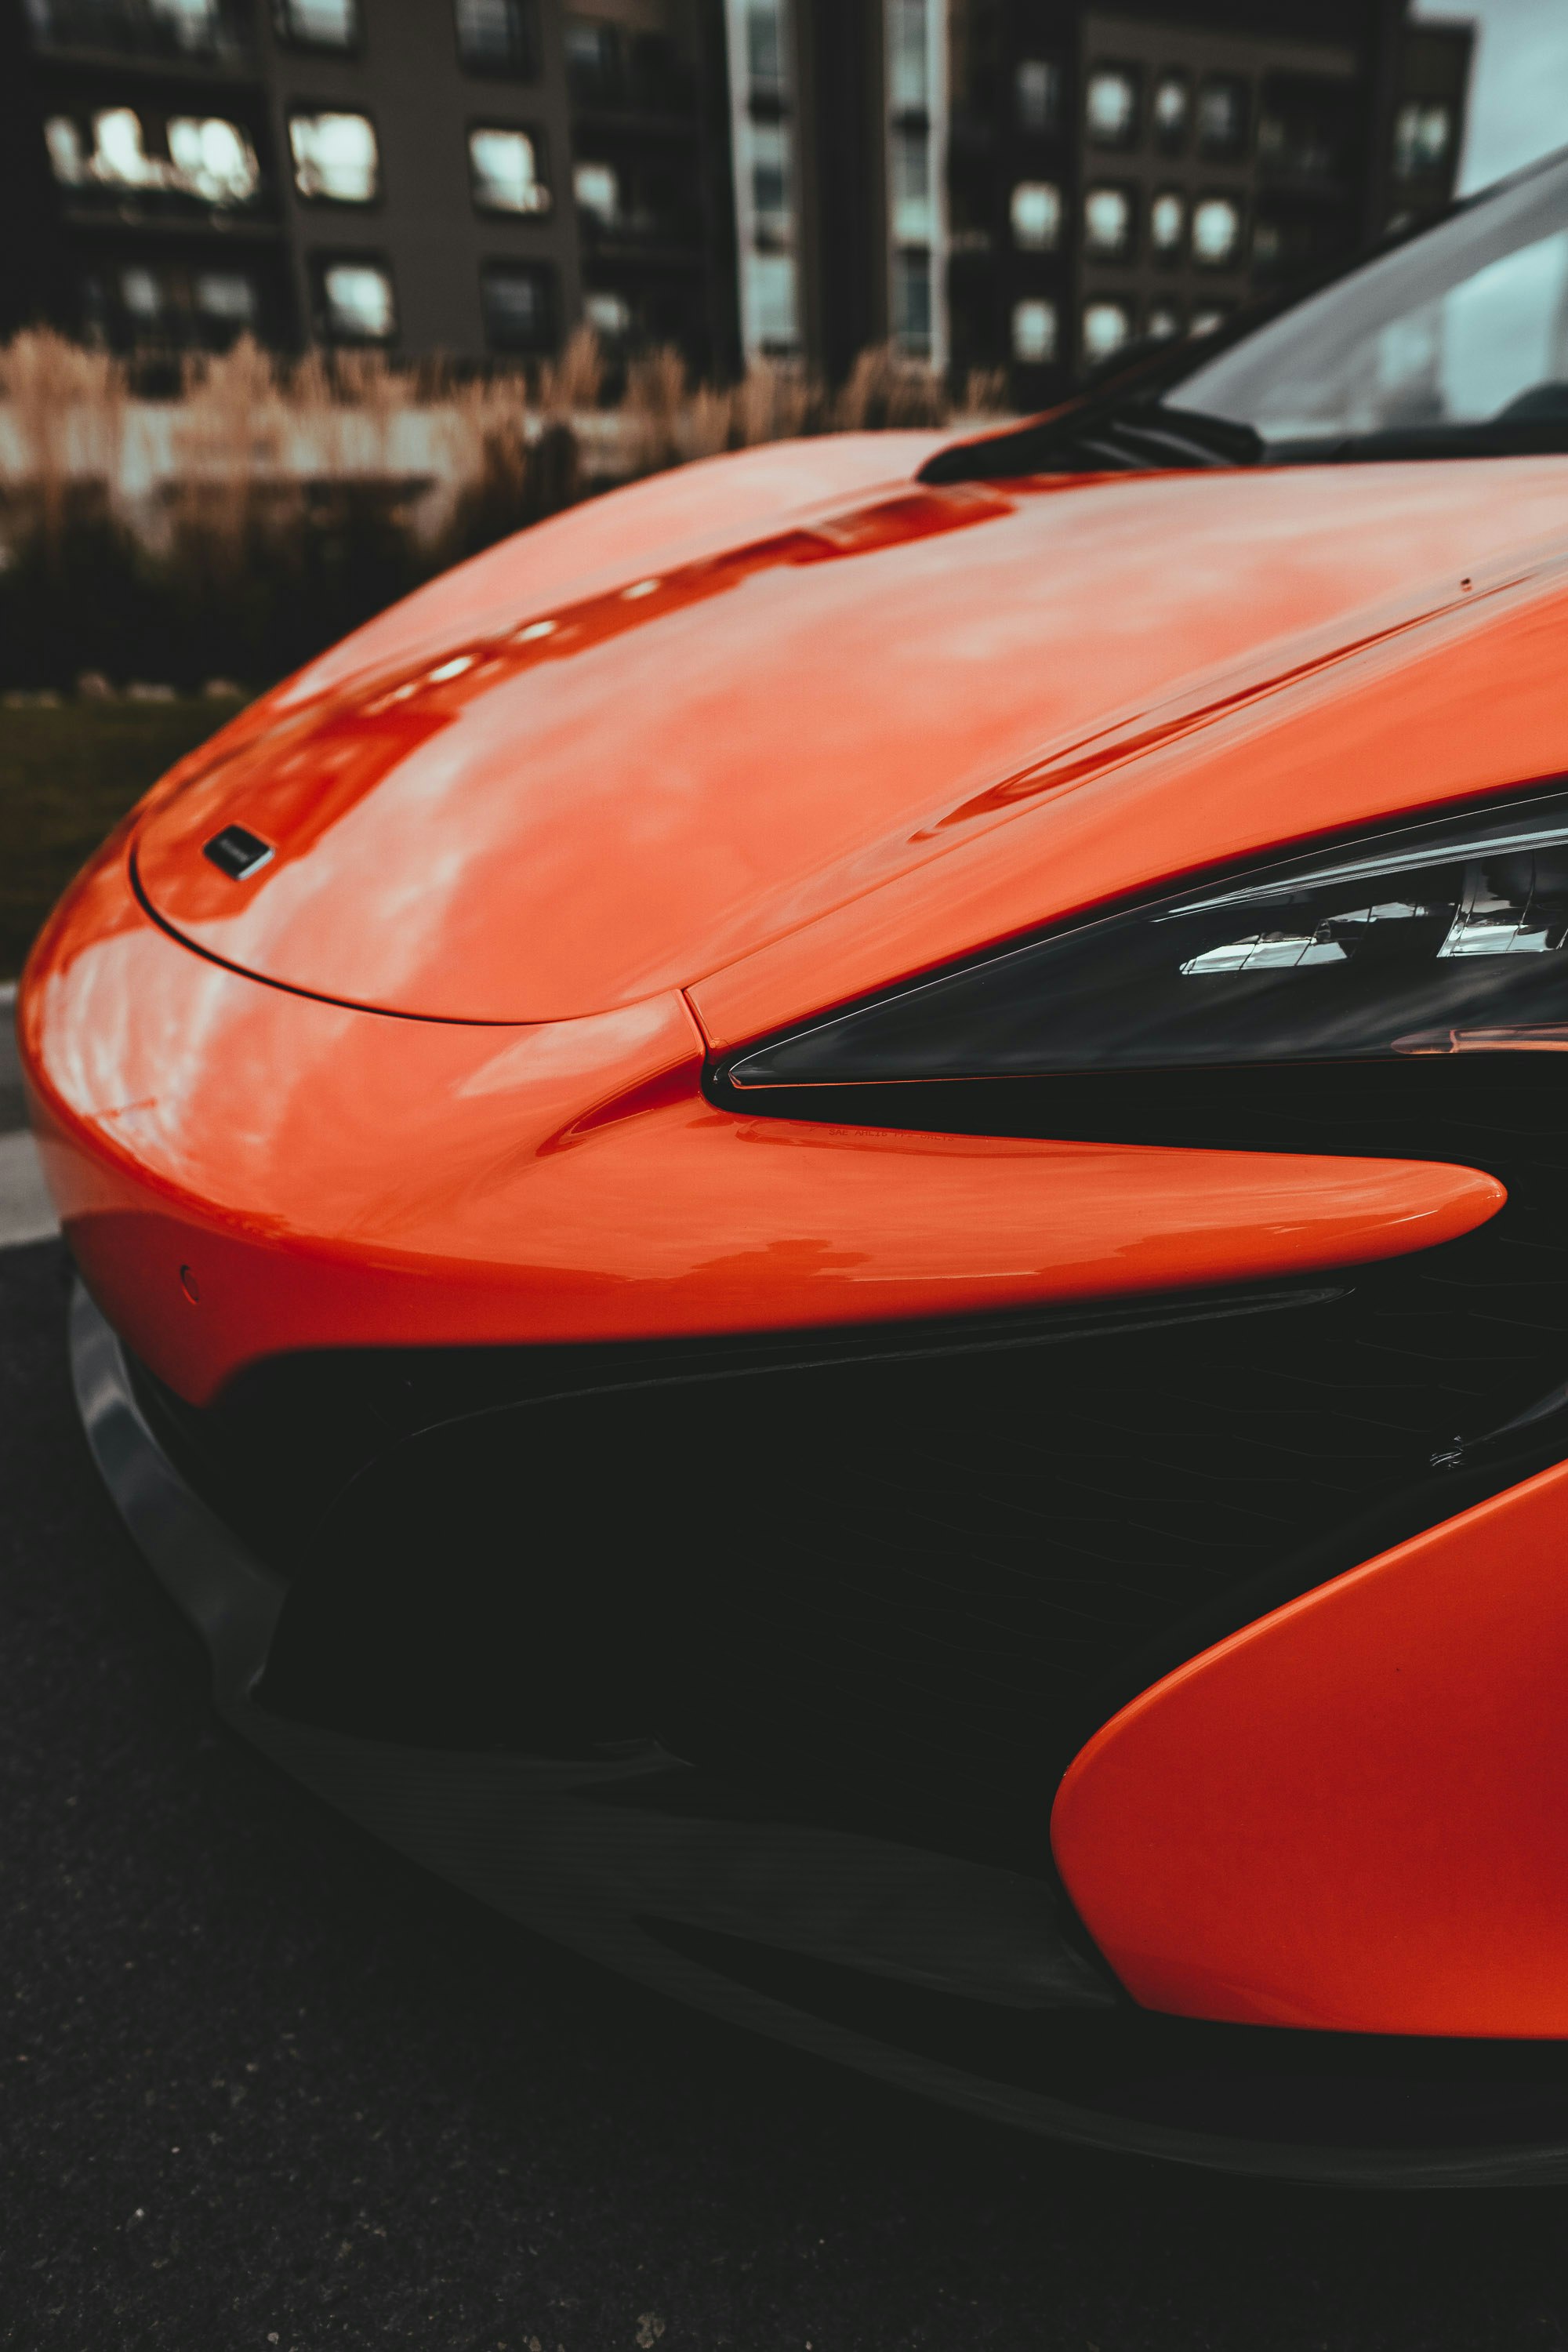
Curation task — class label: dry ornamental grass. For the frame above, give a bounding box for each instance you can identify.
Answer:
[0,327,1004,637]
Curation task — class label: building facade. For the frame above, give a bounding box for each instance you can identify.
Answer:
[947,1,1472,405]
[0,0,737,371]
[0,0,1471,391]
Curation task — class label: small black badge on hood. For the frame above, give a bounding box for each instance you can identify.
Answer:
[203,824,275,880]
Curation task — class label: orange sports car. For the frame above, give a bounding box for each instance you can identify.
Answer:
[22,148,1568,2183]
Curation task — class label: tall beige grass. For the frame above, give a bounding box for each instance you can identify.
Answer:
[0,330,127,557]
[0,326,1007,560]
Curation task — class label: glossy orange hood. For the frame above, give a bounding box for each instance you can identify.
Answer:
[132,448,1568,1023]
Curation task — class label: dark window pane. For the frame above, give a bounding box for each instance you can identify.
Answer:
[1197,74,1249,158]
[565,15,621,102]
[456,0,534,75]
[1152,71,1189,149]
[481,260,554,350]
[746,1,782,94]
[27,0,252,61]
[1014,58,1058,134]
[275,0,358,47]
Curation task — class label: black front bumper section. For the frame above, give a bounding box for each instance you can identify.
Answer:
[74,1281,1568,2187]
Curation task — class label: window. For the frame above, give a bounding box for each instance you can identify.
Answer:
[1258,79,1348,182]
[1010,296,1056,363]
[456,0,533,74]
[274,0,358,46]
[1083,298,1132,363]
[1014,59,1058,136]
[1150,189,1185,256]
[1192,194,1242,269]
[120,266,162,320]
[44,105,258,205]
[165,115,259,203]
[584,286,632,342]
[627,31,688,112]
[1189,304,1229,338]
[890,248,931,355]
[887,0,928,115]
[889,125,931,245]
[468,126,550,213]
[149,0,220,52]
[1147,299,1182,341]
[1152,71,1188,148]
[1086,67,1137,148]
[750,119,790,240]
[565,13,684,107]
[289,112,379,204]
[44,117,85,183]
[94,105,158,185]
[565,16,620,100]
[194,268,256,323]
[93,105,160,186]
[573,158,619,227]
[315,258,395,339]
[1395,100,1454,181]
[748,251,797,350]
[1083,185,1133,260]
[746,1,785,96]
[1197,75,1248,159]
[80,259,261,347]
[1009,180,1060,252]
[480,259,554,350]
[32,0,246,55]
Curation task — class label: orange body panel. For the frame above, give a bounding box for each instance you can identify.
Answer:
[693,506,1568,1052]
[19,846,1501,1403]
[1051,1458,1568,2039]
[110,456,1568,1028]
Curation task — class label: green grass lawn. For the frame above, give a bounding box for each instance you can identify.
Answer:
[0,696,243,981]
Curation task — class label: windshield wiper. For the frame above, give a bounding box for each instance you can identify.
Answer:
[920,399,1263,485]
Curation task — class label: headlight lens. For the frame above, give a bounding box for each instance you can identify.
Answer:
[727,787,1568,1088]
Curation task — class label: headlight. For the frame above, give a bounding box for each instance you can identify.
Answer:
[725,787,1568,1088]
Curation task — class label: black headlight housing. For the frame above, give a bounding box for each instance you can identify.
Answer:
[722,785,1568,1092]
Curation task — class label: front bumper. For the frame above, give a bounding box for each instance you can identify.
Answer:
[74,1278,1568,2186]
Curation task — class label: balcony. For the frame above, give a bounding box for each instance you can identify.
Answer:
[24,0,255,69]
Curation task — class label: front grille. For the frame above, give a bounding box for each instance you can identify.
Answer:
[132,1050,1566,1871]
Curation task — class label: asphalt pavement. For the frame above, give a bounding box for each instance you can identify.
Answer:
[3,1069,1568,2348]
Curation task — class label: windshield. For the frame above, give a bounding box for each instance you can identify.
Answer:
[1171,151,1568,456]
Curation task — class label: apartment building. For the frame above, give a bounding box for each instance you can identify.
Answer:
[0,0,735,369]
[949,2,1472,402]
[0,0,1471,391]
